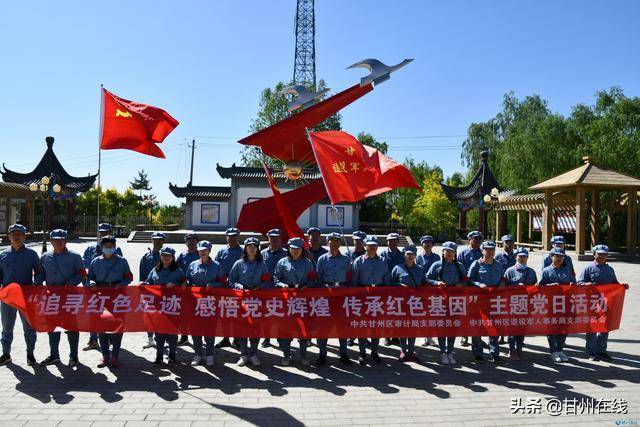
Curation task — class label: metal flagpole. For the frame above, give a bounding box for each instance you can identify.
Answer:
[96,84,104,240]
[305,128,352,257]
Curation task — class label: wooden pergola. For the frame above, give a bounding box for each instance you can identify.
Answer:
[496,157,640,254]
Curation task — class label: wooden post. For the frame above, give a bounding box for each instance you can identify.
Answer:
[627,187,637,254]
[494,210,500,242]
[575,186,586,255]
[542,190,554,250]
[590,189,600,247]
[606,206,614,249]
[516,210,523,244]
[528,211,533,242]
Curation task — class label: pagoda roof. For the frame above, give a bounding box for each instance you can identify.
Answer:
[530,158,640,190]
[441,151,500,200]
[216,163,322,181]
[169,183,232,200]
[1,136,97,192]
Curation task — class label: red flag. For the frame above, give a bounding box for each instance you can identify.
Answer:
[309,131,420,204]
[100,88,179,159]
[236,175,327,242]
[238,84,373,164]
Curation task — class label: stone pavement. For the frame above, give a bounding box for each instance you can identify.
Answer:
[0,238,637,426]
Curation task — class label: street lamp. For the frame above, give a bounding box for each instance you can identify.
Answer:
[29,175,61,253]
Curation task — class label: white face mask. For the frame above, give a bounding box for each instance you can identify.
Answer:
[102,247,117,257]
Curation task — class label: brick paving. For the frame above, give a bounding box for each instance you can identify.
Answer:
[0,238,637,426]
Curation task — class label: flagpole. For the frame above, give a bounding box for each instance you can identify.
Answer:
[96,84,104,240]
[305,128,352,257]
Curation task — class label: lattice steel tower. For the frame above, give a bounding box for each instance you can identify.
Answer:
[293,0,316,87]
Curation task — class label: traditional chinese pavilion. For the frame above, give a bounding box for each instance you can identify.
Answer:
[1,136,97,234]
[441,151,501,237]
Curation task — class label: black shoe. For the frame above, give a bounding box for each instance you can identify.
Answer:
[358,354,366,365]
[176,335,189,346]
[0,354,11,366]
[588,354,600,361]
[347,339,356,346]
[68,356,79,367]
[153,357,163,366]
[461,337,470,347]
[598,352,612,362]
[215,338,231,349]
[371,352,381,363]
[97,358,110,368]
[316,355,327,366]
[40,355,61,366]
[340,354,353,365]
[475,355,484,362]
[491,355,502,363]
[261,338,271,348]
[167,356,176,365]
[82,340,99,351]
[26,353,35,366]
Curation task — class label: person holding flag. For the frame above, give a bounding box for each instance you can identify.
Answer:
[274,237,317,366]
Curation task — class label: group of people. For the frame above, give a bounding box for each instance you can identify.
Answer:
[0,223,626,370]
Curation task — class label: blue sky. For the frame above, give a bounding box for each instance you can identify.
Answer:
[1,0,638,204]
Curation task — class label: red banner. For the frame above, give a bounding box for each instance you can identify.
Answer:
[0,283,625,338]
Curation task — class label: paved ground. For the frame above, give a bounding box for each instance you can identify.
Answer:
[0,238,637,426]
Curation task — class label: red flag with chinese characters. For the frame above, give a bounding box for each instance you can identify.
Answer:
[309,131,420,204]
[100,88,179,159]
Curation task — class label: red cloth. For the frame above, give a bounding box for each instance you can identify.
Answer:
[236,177,327,242]
[309,131,420,204]
[238,84,373,164]
[100,88,179,158]
[0,283,625,337]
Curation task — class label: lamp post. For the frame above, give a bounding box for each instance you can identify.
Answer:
[29,176,61,254]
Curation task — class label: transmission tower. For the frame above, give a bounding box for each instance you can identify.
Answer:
[293,0,316,87]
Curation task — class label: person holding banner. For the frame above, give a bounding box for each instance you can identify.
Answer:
[139,232,165,350]
[578,245,627,361]
[538,247,576,363]
[214,227,243,349]
[260,228,287,349]
[426,241,468,365]
[0,224,40,367]
[145,247,186,366]
[186,240,225,367]
[503,247,538,361]
[391,245,427,363]
[351,236,390,365]
[274,237,317,366]
[458,230,483,347]
[315,232,352,366]
[229,237,271,367]
[87,235,133,368]
[176,232,199,347]
[35,229,85,367]
[468,240,505,363]
[416,235,440,347]
[347,231,367,347]
[82,223,123,352]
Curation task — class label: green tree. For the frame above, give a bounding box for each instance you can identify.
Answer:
[240,79,341,167]
[410,170,458,238]
[129,170,152,199]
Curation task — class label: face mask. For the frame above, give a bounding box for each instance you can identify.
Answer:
[103,248,116,257]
